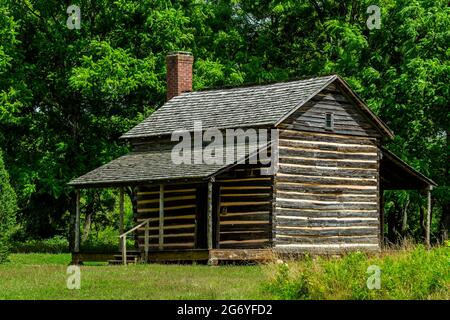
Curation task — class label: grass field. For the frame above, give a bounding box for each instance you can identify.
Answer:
[0,246,448,300]
[0,254,271,300]
[265,245,450,300]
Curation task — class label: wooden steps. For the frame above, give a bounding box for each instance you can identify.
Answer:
[108,251,141,265]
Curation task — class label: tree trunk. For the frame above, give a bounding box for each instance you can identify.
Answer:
[441,204,450,242]
[401,196,410,237]
[419,205,426,240]
[68,192,76,252]
[81,211,92,243]
[81,197,95,244]
[387,205,401,244]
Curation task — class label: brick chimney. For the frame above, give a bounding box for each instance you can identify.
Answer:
[166,51,194,101]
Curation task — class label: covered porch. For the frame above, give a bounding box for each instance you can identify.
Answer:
[70,179,273,265]
[68,147,274,265]
[68,149,221,265]
[379,147,437,247]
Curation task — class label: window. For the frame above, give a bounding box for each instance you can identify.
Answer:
[325,112,334,130]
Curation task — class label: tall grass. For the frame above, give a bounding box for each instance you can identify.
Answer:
[263,245,450,300]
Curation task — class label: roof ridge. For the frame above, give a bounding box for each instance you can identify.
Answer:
[120,74,393,140]
[180,74,337,96]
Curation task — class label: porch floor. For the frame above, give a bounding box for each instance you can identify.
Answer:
[71,249,274,265]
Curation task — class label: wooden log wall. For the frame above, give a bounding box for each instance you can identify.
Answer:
[136,184,199,250]
[216,166,273,249]
[275,84,382,253]
[282,84,382,138]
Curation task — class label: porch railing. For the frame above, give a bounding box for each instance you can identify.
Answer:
[119,218,151,265]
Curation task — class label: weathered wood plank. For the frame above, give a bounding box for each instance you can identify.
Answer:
[276,200,378,211]
[139,235,195,244]
[275,226,377,236]
[220,223,271,232]
[279,157,378,169]
[137,204,196,213]
[275,235,379,244]
[138,198,197,210]
[221,186,272,191]
[218,240,272,249]
[209,249,273,261]
[275,217,379,227]
[279,146,378,160]
[276,183,377,194]
[139,243,195,249]
[224,204,273,213]
[139,195,195,204]
[146,250,209,262]
[220,200,271,207]
[276,174,377,186]
[278,164,377,179]
[138,215,196,225]
[278,129,377,145]
[276,191,377,202]
[279,139,377,153]
[278,123,379,138]
[220,231,270,241]
[276,207,378,218]
[220,212,270,222]
[283,120,378,134]
[274,244,380,253]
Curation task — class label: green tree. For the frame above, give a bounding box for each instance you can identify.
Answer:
[0,0,448,243]
[0,148,17,262]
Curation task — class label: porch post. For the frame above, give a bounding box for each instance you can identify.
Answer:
[380,189,384,248]
[159,184,164,250]
[207,179,213,250]
[74,189,80,253]
[425,186,433,248]
[119,188,124,252]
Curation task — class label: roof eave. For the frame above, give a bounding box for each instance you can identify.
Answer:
[120,122,276,141]
[67,176,209,189]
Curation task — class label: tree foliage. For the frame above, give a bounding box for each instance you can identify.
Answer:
[0,0,448,242]
[0,148,17,262]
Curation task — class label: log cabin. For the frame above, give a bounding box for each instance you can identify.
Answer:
[69,52,436,265]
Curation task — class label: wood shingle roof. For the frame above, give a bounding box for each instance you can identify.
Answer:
[68,143,264,187]
[121,75,338,139]
[69,74,398,188]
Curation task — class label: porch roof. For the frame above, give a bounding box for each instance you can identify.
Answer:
[68,142,265,188]
[380,147,437,190]
[68,151,224,189]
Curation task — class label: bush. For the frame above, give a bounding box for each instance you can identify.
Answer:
[264,263,311,299]
[80,226,124,252]
[0,148,17,263]
[263,246,450,300]
[11,236,70,253]
[11,227,134,254]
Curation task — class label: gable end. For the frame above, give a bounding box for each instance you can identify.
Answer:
[277,80,390,139]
